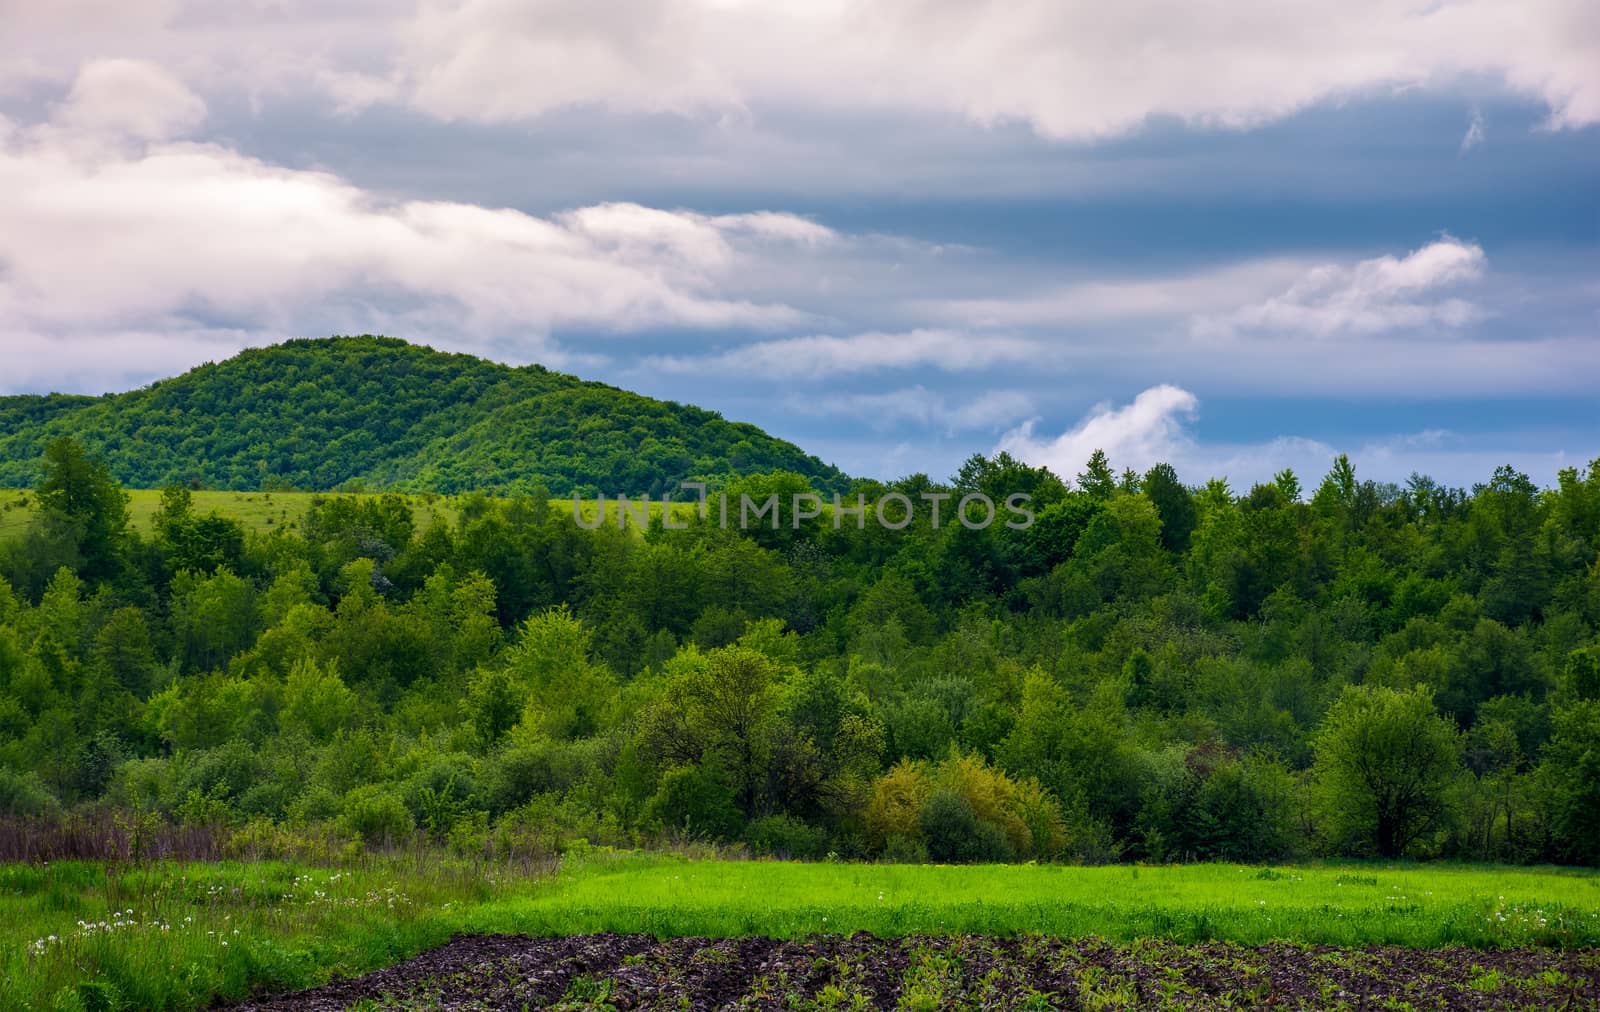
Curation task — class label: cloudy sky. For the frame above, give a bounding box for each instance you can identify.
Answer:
[2,0,1597,489]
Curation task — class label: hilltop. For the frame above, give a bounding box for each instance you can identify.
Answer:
[0,336,847,495]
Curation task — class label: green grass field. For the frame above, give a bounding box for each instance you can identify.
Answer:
[0,488,698,543]
[2,856,477,1011]
[477,854,1600,948]
[0,488,458,542]
[6,853,1600,1010]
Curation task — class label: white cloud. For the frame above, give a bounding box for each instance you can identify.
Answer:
[394,0,1600,139]
[915,238,1598,399]
[1162,333,1600,398]
[711,211,836,246]
[934,238,1494,342]
[1461,109,1486,152]
[314,67,404,117]
[924,258,1315,328]
[4,2,1596,154]
[0,90,847,390]
[1195,238,1488,338]
[951,390,1037,431]
[996,384,1592,489]
[787,385,1033,433]
[52,59,206,142]
[0,327,272,396]
[646,330,1042,379]
[791,387,943,431]
[0,1,384,101]
[999,384,1200,479]
[927,240,1490,338]
[4,99,1587,410]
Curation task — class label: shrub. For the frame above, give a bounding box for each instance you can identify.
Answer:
[882,832,929,863]
[866,759,931,847]
[1009,776,1068,859]
[76,980,125,1012]
[1543,700,1600,864]
[288,785,341,824]
[483,737,611,815]
[1192,757,1299,862]
[178,739,266,806]
[401,753,483,835]
[932,751,1033,856]
[0,767,60,818]
[868,752,1063,860]
[176,788,233,827]
[236,780,294,819]
[647,766,741,841]
[1313,684,1461,858]
[337,785,414,847]
[745,814,829,859]
[919,789,1014,863]
[103,757,173,813]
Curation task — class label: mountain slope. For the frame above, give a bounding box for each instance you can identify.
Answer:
[0,336,848,495]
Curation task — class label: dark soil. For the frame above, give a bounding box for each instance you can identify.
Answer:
[232,932,1600,1010]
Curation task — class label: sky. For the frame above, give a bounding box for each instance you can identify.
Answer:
[1,0,1596,490]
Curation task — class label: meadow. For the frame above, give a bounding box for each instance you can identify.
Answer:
[475,854,1600,948]
[0,487,696,542]
[3,853,501,1011]
[0,489,453,542]
[6,852,1600,1010]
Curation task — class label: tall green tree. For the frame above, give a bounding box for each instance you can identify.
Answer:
[642,645,781,818]
[1077,449,1117,501]
[1313,685,1462,857]
[1142,462,1197,554]
[35,437,129,584]
[1541,700,1600,864]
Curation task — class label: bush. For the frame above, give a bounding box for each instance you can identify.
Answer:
[919,789,1014,863]
[932,751,1033,856]
[1313,684,1461,858]
[483,737,610,815]
[1009,776,1068,859]
[401,753,483,835]
[337,785,414,847]
[868,752,1060,860]
[882,833,929,863]
[1192,758,1298,862]
[236,780,294,820]
[1543,700,1600,864]
[646,766,740,841]
[76,980,125,1012]
[288,785,340,824]
[0,767,60,818]
[865,760,931,847]
[745,814,829,859]
[103,757,173,813]
[178,739,266,806]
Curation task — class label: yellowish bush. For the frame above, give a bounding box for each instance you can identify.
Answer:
[1008,776,1068,859]
[865,759,931,847]
[932,751,1031,856]
[867,751,1070,860]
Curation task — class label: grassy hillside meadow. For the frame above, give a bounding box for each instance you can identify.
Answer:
[6,854,1599,1009]
[0,487,698,543]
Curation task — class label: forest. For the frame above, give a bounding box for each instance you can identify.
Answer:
[0,337,846,496]
[1,431,1598,869]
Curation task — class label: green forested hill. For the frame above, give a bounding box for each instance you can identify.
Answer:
[0,336,847,495]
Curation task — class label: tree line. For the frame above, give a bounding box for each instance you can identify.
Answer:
[1,436,1597,865]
